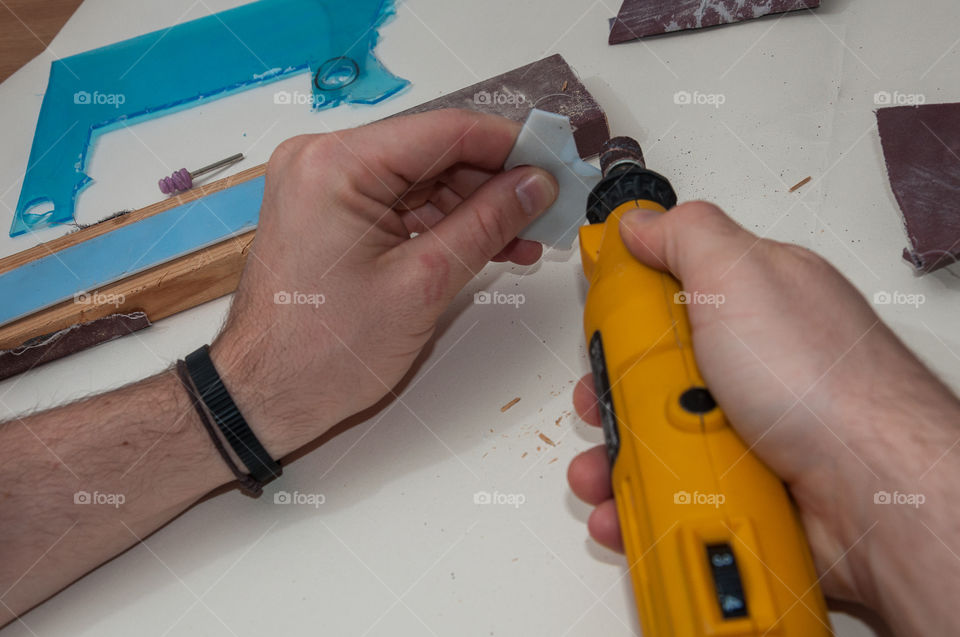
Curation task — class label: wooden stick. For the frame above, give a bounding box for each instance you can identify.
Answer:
[0,165,264,350]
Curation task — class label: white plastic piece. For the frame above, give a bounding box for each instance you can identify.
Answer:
[505,109,601,249]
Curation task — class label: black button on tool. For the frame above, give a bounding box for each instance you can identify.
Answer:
[679,387,717,414]
[706,543,748,619]
[589,332,620,465]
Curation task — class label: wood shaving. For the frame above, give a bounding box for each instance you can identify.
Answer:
[500,397,521,412]
[538,432,556,447]
[789,176,812,192]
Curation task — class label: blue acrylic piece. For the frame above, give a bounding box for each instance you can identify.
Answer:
[0,177,265,327]
[11,0,408,237]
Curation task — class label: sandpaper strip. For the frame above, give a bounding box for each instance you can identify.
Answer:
[877,103,960,273]
[0,312,151,382]
[395,54,609,158]
[609,0,820,44]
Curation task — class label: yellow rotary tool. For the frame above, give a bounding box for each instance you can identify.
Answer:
[578,137,832,636]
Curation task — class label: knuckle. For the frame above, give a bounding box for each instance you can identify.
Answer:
[295,134,340,170]
[470,200,511,250]
[671,200,727,227]
[269,135,310,169]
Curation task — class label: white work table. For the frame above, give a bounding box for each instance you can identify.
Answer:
[2,0,958,635]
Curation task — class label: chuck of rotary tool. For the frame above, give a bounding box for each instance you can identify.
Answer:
[586,136,677,225]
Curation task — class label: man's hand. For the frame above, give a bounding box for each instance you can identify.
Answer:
[0,110,557,626]
[212,109,558,458]
[567,202,960,635]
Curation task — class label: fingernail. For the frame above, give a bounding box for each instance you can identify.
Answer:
[516,172,557,217]
[620,208,660,229]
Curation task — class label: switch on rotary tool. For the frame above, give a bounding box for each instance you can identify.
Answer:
[579,136,832,636]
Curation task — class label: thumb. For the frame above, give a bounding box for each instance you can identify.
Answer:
[416,166,557,289]
[619,201,755,282]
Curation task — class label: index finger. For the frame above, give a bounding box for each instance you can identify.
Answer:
[349,109,521,203]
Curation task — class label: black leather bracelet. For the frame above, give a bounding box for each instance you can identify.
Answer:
[184,345,282,484]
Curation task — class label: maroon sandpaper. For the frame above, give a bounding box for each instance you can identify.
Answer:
[0,312,151,381]
[877,103,960,273]
[608,0,820,44]
[394,54,610,159]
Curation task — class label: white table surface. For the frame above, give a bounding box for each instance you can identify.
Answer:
[2,0,959,634]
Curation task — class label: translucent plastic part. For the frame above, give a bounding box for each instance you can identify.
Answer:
[11,0,409,237]
[506,110,601,249]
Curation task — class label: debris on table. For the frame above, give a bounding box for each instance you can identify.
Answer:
[501,397,522,412]
[538,432,556,447]
[877,102,960,273]
[789,176,812,192]
[608,0,821,44]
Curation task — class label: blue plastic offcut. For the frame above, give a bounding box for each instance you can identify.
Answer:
[11,0,408,237]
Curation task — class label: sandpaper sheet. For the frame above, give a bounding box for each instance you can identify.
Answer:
[877,103,960,273]
[395,54,610,158]
[609,0,820,44]
[0,312,150,381]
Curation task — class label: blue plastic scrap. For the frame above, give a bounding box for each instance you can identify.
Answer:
[11,0,408,237]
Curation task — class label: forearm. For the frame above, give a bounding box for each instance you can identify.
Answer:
[837,366,960,635]
[0,369,233,626]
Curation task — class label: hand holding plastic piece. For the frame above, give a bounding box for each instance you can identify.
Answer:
[506,110,601,249]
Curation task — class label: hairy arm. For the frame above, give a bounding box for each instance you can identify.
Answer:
[0,370,232,626]
[0,109,558,628]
